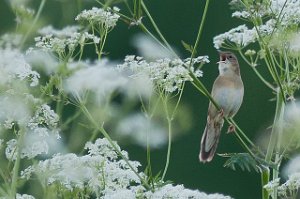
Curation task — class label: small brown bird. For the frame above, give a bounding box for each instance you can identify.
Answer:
[199,51,244,163]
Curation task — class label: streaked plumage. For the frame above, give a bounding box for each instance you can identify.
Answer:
[199,51,244,163]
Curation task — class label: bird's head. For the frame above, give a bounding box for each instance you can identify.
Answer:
[217,51,240,76]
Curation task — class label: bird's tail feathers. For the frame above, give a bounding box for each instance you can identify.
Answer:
[199,118,223,163]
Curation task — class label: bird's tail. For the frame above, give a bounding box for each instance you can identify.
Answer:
[199,118,224,163]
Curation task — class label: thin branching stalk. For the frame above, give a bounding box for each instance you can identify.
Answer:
[141,1,177,57]
[161,117,172,181]
[21,0,47,48]
[79,102,152,190]
[238,50,276,91]
[264,89,285,199]
[10,128,25,198]
[190,0,211,60]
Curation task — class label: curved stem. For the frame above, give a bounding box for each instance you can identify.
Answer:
[162,117,172,181]
[79,103,151,190]
[10,128,25,198]
[141,1,177,56]
[238,50,275,91]
[264,89,285,199]
[20,0,47,48]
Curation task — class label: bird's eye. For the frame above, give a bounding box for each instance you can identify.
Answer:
[228,55,233,59]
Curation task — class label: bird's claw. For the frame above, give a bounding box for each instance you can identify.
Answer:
[227,124,236,134]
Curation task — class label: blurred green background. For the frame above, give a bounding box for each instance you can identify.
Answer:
[0,0,276,198]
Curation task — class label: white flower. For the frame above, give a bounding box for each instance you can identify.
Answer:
[230,0,300,27]
[281,101,300,150]
[21,138,142,193]
[35,25,100,55]
[278,173,300,198]
[257,19,276,36]
[116,113,167,148]
[264,178,280,198]
[213,25,257,49]
[287,32,300,53]
[64,60,127,101]
[118,55,207,93]
[25,49,59,75]
[145,184,233,199]
[5,128,60,160]
[16,193,35,199]
[0,95,31,126]
[75,7,120,29]
[122,72,154,99]
[28,104,59,129]
[270,0,300,27]
[0,33,22,48]
[0,48,39,86]
[283,155,300,178]
[5,139,18,160]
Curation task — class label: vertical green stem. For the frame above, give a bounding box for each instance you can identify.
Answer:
[79,103,151,190]
[161,117,172,181]
[265,90,284,162]
[141,1,177,56]
[20,0,47,48]
[264,89,285,199]
[190,0,210,59]
[261,166,270,199]
[10,128,25,198]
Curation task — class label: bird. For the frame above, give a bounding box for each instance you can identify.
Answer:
[199,51,244,163]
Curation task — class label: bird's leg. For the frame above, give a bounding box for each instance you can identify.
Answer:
[216,109,224,121]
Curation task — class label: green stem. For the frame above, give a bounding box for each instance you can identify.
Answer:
[20,0,47,48]
[141,1,177,56]
[98,28,108,60]
[161,117,172,181]
[190,0,210,59]
[238,50,275,91]
[265,90,284,162]
[79,103,151,190]
[261,166,270,199]
[264,89,285,199]
[10,128,26,198]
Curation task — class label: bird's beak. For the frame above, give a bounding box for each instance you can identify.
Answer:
[217,50,226,64]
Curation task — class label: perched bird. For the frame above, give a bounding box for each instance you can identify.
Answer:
[199,51,244,163]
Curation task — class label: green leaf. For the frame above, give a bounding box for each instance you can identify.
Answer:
[218,153,260,172]
[181,40,196,54]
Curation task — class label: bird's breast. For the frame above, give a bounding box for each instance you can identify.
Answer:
[213,86,244,117]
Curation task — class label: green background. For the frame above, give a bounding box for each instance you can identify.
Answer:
[0,0,276,198]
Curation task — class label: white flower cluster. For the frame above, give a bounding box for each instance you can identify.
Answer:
[16,194,35,199]
[35,25,100,56]
[0,48,39,86]
[64,60,127,101]
[231,0,300,27]
[264,155,300,198]
[21,138,232,199]
[213,25,257,49]
[216,0,300,49]
[144,184,233,199]
[270,0,300,27]
[75,7,120,30]
[5,104,61,160]
[21,138,142,194]
[264,174,300,199]
[118,55,208,93]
